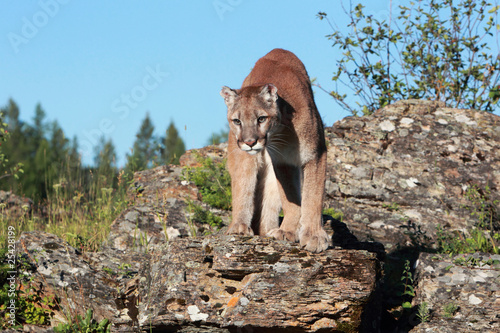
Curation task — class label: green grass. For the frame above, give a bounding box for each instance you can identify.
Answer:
[437,226,499,255]
[436,184,499,255]
[0,163,128,328]
[54,309,110,333]
[0,166,129,252]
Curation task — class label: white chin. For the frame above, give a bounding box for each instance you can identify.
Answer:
[245,149,260,155]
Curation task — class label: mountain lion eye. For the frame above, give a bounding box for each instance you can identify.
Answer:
[232,119,241,126]
[257,116,267,123]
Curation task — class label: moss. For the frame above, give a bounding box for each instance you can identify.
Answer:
[323,207,344,221]
[187,200,223,231]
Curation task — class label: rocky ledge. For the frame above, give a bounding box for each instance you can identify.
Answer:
[16,228,380,333]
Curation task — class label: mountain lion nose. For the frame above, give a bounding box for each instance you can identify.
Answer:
[244,139,257,147]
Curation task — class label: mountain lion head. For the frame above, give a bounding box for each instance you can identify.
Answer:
[220,84,281,155]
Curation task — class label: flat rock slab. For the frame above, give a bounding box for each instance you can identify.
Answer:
[139,235,380,332]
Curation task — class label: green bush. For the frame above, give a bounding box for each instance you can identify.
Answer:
[318,0,500,115]
[182,154,231,210]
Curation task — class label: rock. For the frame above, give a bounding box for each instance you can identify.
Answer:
[16,230,380,332]
[179,144,227,168]
[0,190,35,218]
[127,164,198,206]
[325,100,500,251]
[110,160,231,252]
[409,252,500,332]
[16,231,146,329]
[138,234,380,332]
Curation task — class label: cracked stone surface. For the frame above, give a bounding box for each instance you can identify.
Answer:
[138,235,379,332]
[409,252,500,332]
[325,100,500,251]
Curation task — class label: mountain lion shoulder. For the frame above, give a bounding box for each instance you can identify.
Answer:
[220,48,329,253]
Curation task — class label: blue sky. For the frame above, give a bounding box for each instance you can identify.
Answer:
[2,1,496,166]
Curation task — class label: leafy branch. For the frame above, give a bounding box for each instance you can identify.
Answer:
[318,0,500,115]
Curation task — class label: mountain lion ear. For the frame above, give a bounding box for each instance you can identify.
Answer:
[220,86,238,108]
[260,84,278,103]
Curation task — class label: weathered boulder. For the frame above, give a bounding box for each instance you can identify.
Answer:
[16,231,145,328]
[108,152,230,252]
[179,144,227,168]
[409,252,500,332]
[138,234,379,332]
[325,100,500,251]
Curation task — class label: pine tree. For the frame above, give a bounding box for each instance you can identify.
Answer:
[93,136,117,189]
[21,103,49,199]
[207,126,229,146]
[124,113,157,180]
[32,103,46,142]
[0,99,25,193]
[4,98,20,129]
[0,100,82,202]
[161,121,185,165]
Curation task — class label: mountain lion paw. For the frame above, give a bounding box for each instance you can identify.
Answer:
[266,228,298,242]
[299,228,330,253]
[226,222,254,236]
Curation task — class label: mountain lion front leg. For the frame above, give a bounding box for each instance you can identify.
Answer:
[298,151,330,252]
[267,163,302,243]
[226,148,258,236]
[256,154,281,236]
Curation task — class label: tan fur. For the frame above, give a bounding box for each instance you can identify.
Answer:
[220,48,329,252]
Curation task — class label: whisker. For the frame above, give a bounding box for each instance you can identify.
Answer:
[266,144,285,160]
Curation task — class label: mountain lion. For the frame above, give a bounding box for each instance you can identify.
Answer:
[220,48,329,253]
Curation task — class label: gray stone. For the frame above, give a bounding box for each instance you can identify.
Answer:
[410,252,500,332]
[325,100,500,250]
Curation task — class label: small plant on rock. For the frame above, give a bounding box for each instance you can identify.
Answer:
[322,207,344,221]
[187,200,224,234]
[443,303,459,318]
[54,309,110,333]
[399,260,415,310]
[182,153,231,210]
[437,184,499,255]
[0,265,58,328]
[417,302,430,323]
